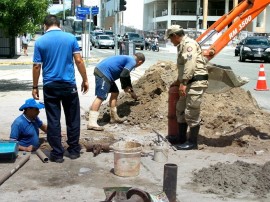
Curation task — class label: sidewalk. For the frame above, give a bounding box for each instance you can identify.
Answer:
[0,35,100,66]
[0,36,263,202]
[0,38,35,65]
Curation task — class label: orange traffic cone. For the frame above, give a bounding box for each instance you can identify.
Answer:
[254,64,269,91]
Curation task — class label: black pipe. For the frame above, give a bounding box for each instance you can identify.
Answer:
[163,163,178,202]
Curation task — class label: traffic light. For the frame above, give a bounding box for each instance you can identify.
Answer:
[119,0,127,11]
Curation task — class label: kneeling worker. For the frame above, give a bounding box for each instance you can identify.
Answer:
[87,52,145,131]
[10,98,47,152]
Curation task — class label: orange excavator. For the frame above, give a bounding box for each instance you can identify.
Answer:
[197,0,269,61]
[197,0,270,93]
[168,0,270,137]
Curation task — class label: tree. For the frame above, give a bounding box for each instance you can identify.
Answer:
[0,0,51,37]
[55,9,72,20]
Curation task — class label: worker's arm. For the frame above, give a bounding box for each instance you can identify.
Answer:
[18,145,34,152]
[74,53,89,94]
[120,68,132,89]
[179,42,198,97]
[120,68,138,100]
[40,123,47,133]
[32,63,41,100]
[182,43,197,82]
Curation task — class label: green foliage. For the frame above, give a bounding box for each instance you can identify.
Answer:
[55,9,72,20]
[0,0,51,37]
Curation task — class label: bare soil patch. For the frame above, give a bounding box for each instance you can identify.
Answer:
[84,61,270,198]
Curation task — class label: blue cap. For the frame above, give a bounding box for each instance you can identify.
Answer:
[19,98,45,111]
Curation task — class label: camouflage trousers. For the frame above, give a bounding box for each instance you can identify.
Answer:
[176,87,207,128]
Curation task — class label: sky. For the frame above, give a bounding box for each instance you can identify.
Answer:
[48,0,143,30]
[123,0,143,29]
[47,0,71,14]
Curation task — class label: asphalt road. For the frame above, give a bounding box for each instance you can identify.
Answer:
[1,44,269,112]
[0,45,270,202]
[211,47,270,111]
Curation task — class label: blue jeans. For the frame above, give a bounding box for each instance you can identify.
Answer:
[95,75,119,100]
[43,81,81,159]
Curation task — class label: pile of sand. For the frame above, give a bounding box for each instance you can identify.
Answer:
[99,61,270,143]
[90,61,270,198]
[190,160,270,198]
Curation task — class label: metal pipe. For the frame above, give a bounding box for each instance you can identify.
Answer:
[199,30,217,46]
[152,129,177,151]
[163,163,178,202]
[36,149,48,163]
[0,153,30,185]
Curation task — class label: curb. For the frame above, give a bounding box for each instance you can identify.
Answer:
[0,58,101,66]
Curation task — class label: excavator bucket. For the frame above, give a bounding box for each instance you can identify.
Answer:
[206,63,249,94]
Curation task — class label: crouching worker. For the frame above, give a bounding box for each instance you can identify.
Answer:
[87,52,145,131]
[10,98,47,152]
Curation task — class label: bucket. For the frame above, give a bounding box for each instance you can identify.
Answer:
[112,141,142,177]
[153,145,168,163]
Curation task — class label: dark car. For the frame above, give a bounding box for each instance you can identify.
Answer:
[104,30,114,40]
[234,39,244,56]
[123,32,145,50]
[239,36,270,62]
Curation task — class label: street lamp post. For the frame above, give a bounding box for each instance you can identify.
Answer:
[63,0,65,25]
[196,0,201,38]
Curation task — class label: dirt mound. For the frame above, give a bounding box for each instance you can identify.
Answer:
[99,61,177,130]
[96,61,270,154]
[190,160,270,198]
[82,61,270,199]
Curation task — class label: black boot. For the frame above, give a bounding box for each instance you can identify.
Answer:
[178,122,188,144]
[176,125,200,150]
[166,123,188,144]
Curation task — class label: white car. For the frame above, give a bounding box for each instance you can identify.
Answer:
[75,35,92,50]
[94,34,115,49]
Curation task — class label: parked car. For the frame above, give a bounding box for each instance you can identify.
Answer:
[94,34,115,49]
[123,32,145,50]
[234,39,244,56]
[239,36,270,62]
[75,35,82,50]
[75,35,92,51]
[104,30,114,40]
[90,31,104,46]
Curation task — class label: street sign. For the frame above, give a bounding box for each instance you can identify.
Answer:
[76,7,90,15]
[76,13,86,20]
[91,6,99,15]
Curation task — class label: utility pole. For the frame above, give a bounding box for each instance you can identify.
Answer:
[196,0,201,38]
[63,0,65,25]
[114,0,119,55]
[80,0,85,34]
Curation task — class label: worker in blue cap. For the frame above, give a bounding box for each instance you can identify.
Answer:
[10,98,47,152]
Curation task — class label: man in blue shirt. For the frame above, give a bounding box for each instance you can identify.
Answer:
[10,98,47,152]
[32,15,89,163]
[87,53,145,131]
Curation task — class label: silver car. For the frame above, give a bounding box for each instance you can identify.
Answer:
[75,35,92,50]
[94,34,115,49]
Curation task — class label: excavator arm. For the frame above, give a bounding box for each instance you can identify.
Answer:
[197,0,270,61]
[197,0,270,94]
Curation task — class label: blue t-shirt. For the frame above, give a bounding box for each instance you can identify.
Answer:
[96,55,136,81]
[33,28,80,85]
[10,114,43,148]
